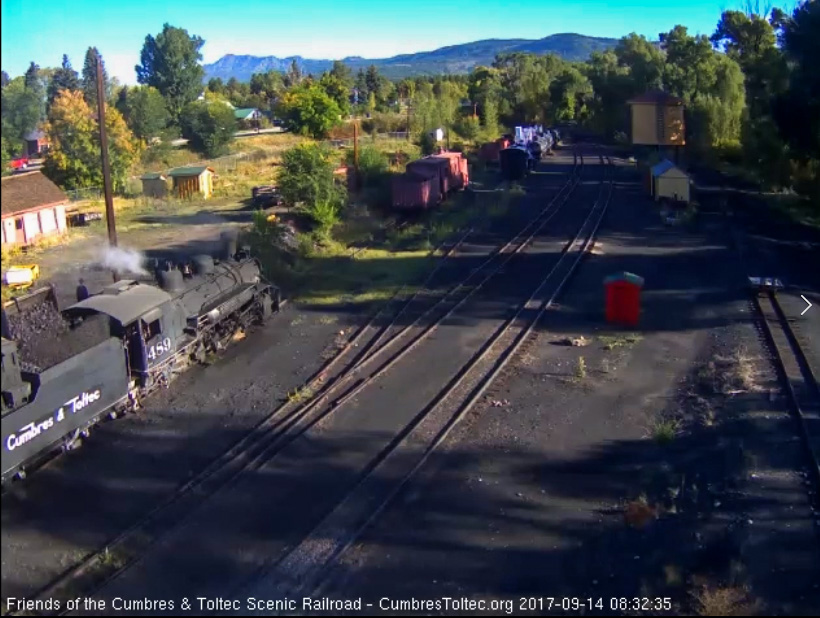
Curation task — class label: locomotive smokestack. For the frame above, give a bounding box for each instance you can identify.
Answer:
[193,255,215,275]
[220,230,239,261]
[158,269,185,293]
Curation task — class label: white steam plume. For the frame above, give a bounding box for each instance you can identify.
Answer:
[94,246,149,276]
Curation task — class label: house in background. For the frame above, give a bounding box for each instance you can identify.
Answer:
[234,108,260,122]
[627,90,686,147]
[24,129,50,157]
[1,172,68,247]
[168,166,215,199]
[140,172,169,198]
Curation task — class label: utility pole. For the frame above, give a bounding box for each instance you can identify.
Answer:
[406,104,411,142]
[97,56,116,249]
[353,120,360,191]
[96,55,118,281]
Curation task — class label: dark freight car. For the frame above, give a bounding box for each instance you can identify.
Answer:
[500,147,531,181]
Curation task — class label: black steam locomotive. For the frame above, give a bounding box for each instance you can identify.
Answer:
[1,240,281,484]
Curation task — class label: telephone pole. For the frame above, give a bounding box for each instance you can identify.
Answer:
[353,120,360,191]
[97,56,116,249]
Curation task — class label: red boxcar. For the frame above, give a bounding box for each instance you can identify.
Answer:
[406,157,452,196]
[434,152,468,191]
[459,156,469,186]
[391,169,441,210]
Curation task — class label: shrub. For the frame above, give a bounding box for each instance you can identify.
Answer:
[345,145,388,187]
[419,132,437,155]
[454,115,481,142]
[179,100,236,158]
[298,199,341,236]
[278,143,345,208]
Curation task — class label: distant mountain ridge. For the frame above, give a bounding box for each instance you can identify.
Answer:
[203,33,618,82]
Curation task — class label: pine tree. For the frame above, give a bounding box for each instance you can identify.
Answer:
[47,55,80,108]
[82,47,109,112]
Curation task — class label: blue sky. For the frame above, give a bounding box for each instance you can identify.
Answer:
[2,0,738,84]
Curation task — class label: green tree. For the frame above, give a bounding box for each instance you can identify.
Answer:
[136,24,205,123]
[397,78,415,103]
[179,99,236,157]
[354,69,368,104]
[319,72,351,116]
[23,62,46,126]
[119,85,170,141]
[249,70,283,111]
[481,98,500,137]
[277,142,344,210]
[549,66,592,123]
[774,0,820,162]
[454,115,481,141]
[329,61,353,90]
[82,47,110,112]
[656,25,746,150]
[284,59,303,88]
[47,55,80,108]
[365,65,381,101]
[207,77,225,94]
[43,89,140,191]
[275,84,342,138]
[1,76,43,155]
[614,34,665,93]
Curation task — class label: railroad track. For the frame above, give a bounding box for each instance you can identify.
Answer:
[236,151,615,602]
[14,150,584,616]
[752,289,820,508]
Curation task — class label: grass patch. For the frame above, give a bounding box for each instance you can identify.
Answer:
[287,384,315,404]
[696,348,760,395]
[599,333,643,350]
[575,356,587,380]
[651,418,681,444]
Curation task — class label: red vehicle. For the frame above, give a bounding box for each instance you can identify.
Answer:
[10,156,30,171]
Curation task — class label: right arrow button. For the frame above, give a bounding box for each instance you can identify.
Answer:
[801,295,813,316]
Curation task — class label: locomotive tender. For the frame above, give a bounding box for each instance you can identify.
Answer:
[1,244,281,484]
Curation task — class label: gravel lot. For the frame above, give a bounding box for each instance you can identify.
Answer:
[314,157,820,615]
[63,152,588,615]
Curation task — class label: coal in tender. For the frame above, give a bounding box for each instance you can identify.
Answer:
[7,301,110,371]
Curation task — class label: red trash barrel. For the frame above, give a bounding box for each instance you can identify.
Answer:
[604,272,645,326]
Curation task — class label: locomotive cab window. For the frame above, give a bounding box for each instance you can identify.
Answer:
[144,319,162,340]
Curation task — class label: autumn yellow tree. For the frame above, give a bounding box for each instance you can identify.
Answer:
[43,89,140,191]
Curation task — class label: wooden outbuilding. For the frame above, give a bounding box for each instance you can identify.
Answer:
[627,90,685,147]
[1,172,68,247]
[140,172,169,198]
[168,166,215,199]
[650,159,691,203]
